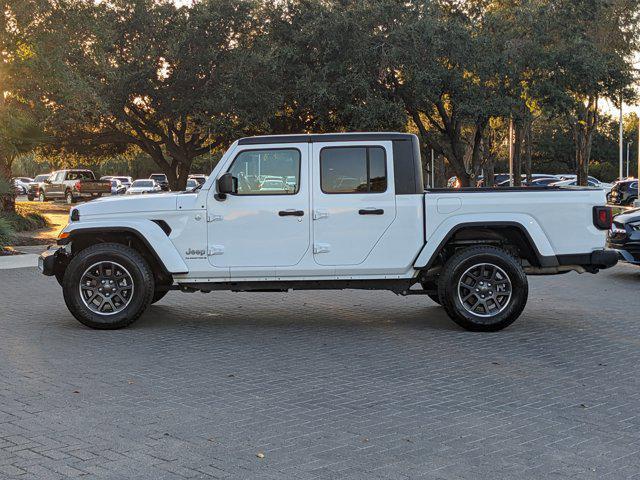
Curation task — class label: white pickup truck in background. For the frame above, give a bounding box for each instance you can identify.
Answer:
[39,133,618,331]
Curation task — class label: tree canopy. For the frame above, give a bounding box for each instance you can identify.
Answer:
[2,0,639,188]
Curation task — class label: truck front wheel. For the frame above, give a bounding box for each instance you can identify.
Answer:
[438,246,528,332]
[62,243,154,329]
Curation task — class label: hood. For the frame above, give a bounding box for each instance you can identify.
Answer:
[614,208,640,224]
[76,192,181,216]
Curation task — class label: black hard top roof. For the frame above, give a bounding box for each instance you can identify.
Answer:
[237,132,416,145]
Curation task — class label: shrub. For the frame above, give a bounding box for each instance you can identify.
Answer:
[0,217,15,246]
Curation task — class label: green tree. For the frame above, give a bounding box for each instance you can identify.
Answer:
[0,101,47,212]
[531,0,638,185]
[9,0,281,190]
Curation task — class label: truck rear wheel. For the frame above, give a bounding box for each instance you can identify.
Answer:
[62,243,154,329]
[65,190,75,204]
[438,246,528,332]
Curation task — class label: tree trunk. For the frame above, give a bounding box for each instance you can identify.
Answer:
[435,153,446,188]
[512,120,523,187]
[142,145,193,191]
[0,157,16,214]
[572,96,598,186]
[469,118,488,187]
[523,116,533,184]
[481,133,496,188]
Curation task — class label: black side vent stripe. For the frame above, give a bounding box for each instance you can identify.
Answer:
[152,220,172,236]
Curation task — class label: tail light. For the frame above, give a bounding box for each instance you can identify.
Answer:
[593,206,613,230]
[75,181,82,192]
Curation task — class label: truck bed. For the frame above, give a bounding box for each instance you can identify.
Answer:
[423,187,608,259]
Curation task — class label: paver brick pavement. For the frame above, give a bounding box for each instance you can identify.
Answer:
[0,264,639,479]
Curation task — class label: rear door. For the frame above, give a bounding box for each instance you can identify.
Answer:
[311,142,396,266]
[48,171,65,198]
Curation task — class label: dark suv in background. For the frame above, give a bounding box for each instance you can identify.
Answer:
[609,179,638,206]
[149,173,170,191]
[608,208,640,265]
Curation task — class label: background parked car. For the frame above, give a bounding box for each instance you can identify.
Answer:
[126,179,162,194]
[27,174,52,201]
[528,177,562,186]
[609,179,638,206]
[608,208,640,264]
[39,169,111,204]
[475,173,560,187]
[188,174,207,185]
[550,178,601,188]
[149,173,170,191]
[11,177,32,195]
[110,179,127,195]
[185,178,200,192]
[111,176,133,190]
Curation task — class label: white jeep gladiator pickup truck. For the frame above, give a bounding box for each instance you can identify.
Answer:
[39,133,618,331]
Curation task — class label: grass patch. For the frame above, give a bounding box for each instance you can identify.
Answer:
[4,205,49,232]
[0,206,49,246]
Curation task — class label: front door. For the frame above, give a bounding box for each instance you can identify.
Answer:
[207,144,310,271]
[311,142,396,266]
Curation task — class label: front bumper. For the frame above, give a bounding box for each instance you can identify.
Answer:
[38,247,68,276]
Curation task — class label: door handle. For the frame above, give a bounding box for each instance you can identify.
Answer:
[359,208,384,215]
[279,209,304,217]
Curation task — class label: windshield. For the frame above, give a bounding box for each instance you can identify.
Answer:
[132,180,154,188]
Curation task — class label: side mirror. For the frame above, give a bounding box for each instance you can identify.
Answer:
[216,173,237,197]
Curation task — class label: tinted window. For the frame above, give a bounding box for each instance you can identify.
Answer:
[133,180,153,187]
[66,171,94,181]
[320,146,387,193]
[228,149,300,195]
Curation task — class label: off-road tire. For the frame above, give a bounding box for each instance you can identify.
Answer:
[38,192,46,202]
[438,246,528,332]
[62,243,154,329]
[27,195,35,201]
[65,190,75,204]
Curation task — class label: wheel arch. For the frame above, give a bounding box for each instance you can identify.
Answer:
[58,222,188,282]
[414,220,558,271]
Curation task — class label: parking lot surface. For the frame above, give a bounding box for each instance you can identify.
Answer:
[0,264,639,479]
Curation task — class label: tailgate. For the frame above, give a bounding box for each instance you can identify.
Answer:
[76,180,111,193]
